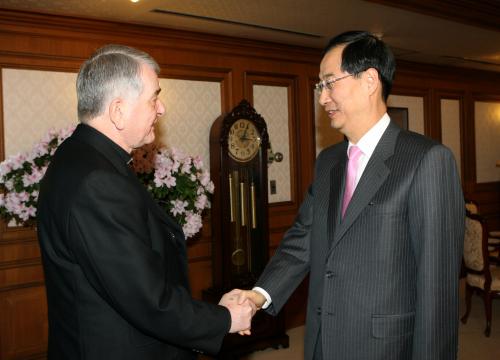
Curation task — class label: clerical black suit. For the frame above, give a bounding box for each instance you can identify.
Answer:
[38,124,230,360]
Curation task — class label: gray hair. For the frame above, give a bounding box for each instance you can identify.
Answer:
[76,44,160,123]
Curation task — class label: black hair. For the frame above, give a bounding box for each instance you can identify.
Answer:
[323,31,395,102]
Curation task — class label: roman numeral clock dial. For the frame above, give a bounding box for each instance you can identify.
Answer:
[228,119,261,162]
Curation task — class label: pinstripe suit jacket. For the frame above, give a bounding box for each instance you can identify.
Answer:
[256,121,464,360]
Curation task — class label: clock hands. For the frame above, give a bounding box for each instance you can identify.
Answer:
[228,119,260,161]
[239,125,250,142]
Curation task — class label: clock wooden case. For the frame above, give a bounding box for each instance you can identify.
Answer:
[205,99,288,358]
[209,99,270,289]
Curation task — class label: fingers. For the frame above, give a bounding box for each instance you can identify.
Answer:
[236,300,256,335]
[218,289,242,306]
[220,289,263,334]
[237,290,255,305]
[237,290,266,309]
[226,298,255,333]
[226,288,242,296]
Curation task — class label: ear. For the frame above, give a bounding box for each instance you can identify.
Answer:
[364,68,380,97]
[109,98,125,130]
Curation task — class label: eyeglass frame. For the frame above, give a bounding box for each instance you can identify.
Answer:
[314,74,353,94]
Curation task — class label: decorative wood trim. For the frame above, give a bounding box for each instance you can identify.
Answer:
[243,73,301,218]
[365,0,500,32]
[470,93,500,190]
[390,87,434,139]
[463,93,500,228]
[0,9,321,65]
[396,60,500,87]
[0,281,46,293]
[0,225,37,243]
[435,90,466,184]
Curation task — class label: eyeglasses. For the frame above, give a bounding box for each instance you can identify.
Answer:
[314,74,353,94]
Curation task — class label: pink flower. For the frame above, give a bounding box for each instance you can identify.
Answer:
[0,161,12,178]
[0,125,76,225]
[9,153,27,170]
[170,199,188,216]
[181,158,192,174]
[192,156,203,170]
[199,171,211,187]
[195,194,208,210]
[1,129,214,236]
[182,211,202,238]
[205,181,215,194]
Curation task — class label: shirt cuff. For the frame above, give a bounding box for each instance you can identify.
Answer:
[252,286,272,309]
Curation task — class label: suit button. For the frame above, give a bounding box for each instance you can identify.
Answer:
[316,307,322,315]
[325,271,335,278]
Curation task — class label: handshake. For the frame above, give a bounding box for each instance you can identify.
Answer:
[218,289,267,334]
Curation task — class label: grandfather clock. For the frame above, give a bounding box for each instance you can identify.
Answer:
[204,99,288,358]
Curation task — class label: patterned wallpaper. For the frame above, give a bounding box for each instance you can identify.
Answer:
[2,69,78,156]
[387,95,425,135]
[441,99,462,177]
[475,101,500,183]
[156,78,221,169]
[1,69,221,173]
[253,85,291,203]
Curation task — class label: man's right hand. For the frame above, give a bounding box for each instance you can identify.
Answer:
[237,290,266,310]
[219,289,256,333]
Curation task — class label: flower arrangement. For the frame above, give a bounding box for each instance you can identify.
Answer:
[0,125,75,226]
[131,143,214,239]
[0,126,213,239]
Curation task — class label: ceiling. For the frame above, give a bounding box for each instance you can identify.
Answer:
[0,0,499,72]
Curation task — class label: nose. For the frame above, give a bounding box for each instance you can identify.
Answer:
[318,88,331,107]
[156,98,166,117]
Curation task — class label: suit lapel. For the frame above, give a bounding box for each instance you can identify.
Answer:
[327,154,347,246]
[329,121,401,253]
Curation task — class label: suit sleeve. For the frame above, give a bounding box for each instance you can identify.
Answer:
[256,185,313,315]
[408,145,464,359]
[67,170,230,354]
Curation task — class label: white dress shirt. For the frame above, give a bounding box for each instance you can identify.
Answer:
[347,113,390,187]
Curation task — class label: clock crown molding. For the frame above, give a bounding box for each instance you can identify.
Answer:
[220,99,270,147]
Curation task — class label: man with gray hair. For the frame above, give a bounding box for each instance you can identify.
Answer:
[37,44,254,360]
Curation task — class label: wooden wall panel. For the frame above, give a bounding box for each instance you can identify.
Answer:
[393,62,500,231]
[0,8,499,359]
[0,286,48,360]
[0,241,40,264]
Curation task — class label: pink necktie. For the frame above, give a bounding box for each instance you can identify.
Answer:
[342,146,363,218]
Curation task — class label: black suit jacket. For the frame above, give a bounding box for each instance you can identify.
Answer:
[257,121,464,359]
[38,124,230,360]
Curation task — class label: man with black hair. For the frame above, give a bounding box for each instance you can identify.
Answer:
[238,31,464,359]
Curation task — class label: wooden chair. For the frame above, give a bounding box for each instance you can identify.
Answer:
[461,213,500,336]
[465,199,479,215]
[464,199,500,264]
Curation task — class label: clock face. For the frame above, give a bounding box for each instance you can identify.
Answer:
[228,119,261,162]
